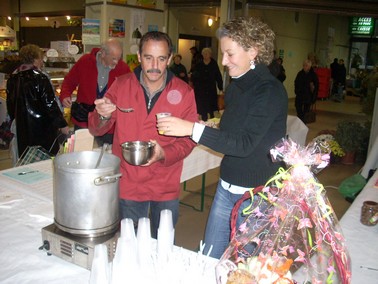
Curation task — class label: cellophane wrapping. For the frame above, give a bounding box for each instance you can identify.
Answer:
[215,138,351,284]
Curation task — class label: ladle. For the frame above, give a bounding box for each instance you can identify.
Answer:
[95,143,108,169]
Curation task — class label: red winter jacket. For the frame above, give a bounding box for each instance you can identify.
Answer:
[60,48,130,128]
[88,71,198,201]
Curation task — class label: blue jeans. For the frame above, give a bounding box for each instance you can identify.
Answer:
[203,180,267,259]
[119,199,179,239]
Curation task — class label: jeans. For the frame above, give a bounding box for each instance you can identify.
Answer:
[119,199,179,239]
[203,180,267,259]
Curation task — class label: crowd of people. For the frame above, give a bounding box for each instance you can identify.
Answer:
[6,15,365,262]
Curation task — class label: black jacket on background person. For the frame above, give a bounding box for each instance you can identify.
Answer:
[6,68,68,156]
[191,58,223,120]
[294,67,319,104]
[294,66,319,123]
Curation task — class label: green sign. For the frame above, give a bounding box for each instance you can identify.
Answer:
[349,17,375,35]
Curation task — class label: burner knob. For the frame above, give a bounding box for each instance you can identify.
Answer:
[39,240,51,256]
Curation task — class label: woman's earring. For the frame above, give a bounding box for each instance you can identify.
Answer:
[249,60,255,70]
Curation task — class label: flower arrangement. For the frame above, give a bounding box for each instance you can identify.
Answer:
[327,139,345,157]
[312,132,345,158]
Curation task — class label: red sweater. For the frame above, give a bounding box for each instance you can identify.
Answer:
[60,48,130,128]
[88,72,198,201]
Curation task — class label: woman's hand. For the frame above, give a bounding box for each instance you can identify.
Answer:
[94,98,116,118]
[157,116,194,137]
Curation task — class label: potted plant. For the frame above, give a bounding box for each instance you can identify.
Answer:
[334,120,364,164]
[312,131,345,163]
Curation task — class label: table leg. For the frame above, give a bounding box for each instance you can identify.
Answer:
[180,173,207,212]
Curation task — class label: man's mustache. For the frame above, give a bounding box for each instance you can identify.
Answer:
[147,69,161,74]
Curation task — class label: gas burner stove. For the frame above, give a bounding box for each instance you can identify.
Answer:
[40,223,119,270]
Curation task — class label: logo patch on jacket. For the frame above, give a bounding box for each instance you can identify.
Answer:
[167,90,182,105]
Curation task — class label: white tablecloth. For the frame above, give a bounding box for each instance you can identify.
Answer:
[286,115,309,146]
[0,147,221,283]
[0,161,89,283]
[180,145,223,183]
[339,169,378,283]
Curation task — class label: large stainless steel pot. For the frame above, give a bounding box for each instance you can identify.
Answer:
[53,151,122,237]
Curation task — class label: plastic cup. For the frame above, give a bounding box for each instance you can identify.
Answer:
[137,217,151,240]
[136,217,152,267]
[156,112,171,134]
[159,209,174,231]
[90,244,110,283]
[120,218,136,240]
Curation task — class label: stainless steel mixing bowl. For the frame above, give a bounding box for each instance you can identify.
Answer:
[121,141,155,165]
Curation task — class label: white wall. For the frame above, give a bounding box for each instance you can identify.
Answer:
[85,1,165,60]
[168,7,350,99]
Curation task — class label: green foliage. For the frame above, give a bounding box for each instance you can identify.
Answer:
[335,120,365,153]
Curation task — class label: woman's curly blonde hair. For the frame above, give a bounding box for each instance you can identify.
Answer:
[217,17,275,65]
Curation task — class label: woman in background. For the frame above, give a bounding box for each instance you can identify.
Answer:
[191,47,223,121]
[169,54,188,83]
[6,44,69,163]
[157,17,288,259]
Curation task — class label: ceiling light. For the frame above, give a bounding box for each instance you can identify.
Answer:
[7,16,11,20]
[45,17,49,21]
[26,17,30,21]
[66,16,71,20]
[207,17,213,27]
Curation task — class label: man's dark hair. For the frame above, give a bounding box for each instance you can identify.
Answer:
[139,31,173,56]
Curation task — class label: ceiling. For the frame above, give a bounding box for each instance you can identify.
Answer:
[5,0,378,28]
[164,0,378,18]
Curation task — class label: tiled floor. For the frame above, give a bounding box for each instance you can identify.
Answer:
[0,94,366,252]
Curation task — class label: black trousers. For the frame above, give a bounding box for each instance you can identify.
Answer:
[295,97,311,123]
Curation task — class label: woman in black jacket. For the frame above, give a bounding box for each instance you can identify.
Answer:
[6,44,69,161]
[157,17,288,259]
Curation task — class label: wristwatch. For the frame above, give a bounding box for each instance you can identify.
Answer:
[99,114,111,121]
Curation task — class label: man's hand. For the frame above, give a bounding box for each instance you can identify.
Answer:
[95,98,117,118]
[62,97,72,108]
[141,139,165,166]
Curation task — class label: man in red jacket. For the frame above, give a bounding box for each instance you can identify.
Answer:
[88,31,198,238]
[60,38,130,145]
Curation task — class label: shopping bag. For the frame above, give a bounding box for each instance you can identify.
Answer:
[71,102,95,122]
[339,173,366,201]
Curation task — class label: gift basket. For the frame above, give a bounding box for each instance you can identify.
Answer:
[216,138,351,284]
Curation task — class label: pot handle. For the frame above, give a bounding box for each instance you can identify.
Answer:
[94,173,122,186]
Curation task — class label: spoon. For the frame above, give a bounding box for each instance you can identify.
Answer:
[114,105,134,113]
[95,143,108,169]
[18,170,38,175]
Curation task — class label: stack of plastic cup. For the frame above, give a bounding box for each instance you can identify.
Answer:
[157,209,175,262]
[112,218,137,284]
[136,217,152,268]
[90,243,110,284]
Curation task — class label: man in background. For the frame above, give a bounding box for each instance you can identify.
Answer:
[60,38,130,145]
